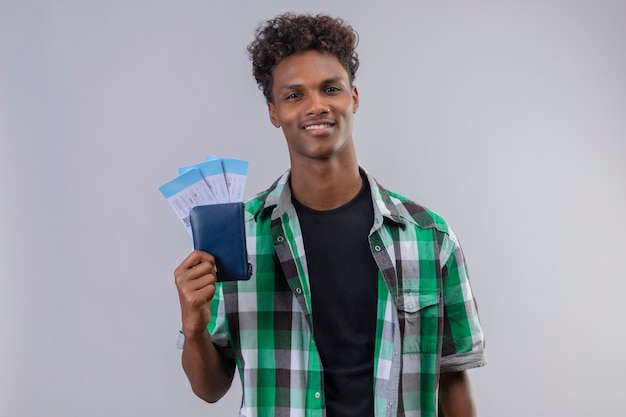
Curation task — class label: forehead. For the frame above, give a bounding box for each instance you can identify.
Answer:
[271,50,349,88]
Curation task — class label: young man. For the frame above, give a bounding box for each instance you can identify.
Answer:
[174,13,485,417]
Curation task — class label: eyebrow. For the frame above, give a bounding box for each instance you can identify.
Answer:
[280,77,346,91]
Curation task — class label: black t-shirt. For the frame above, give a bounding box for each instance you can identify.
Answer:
[293,178,378,417]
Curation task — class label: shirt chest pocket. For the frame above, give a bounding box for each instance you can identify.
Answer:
[397,291,440,353]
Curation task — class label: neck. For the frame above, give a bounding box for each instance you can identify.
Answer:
[289,157,362,211]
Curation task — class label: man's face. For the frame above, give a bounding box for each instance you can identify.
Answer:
[268,50,359,164]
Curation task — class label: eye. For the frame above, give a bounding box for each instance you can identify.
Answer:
[285,92,302,101]
[325,86,341,94]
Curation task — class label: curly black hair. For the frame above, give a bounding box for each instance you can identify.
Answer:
[247,12,360,103]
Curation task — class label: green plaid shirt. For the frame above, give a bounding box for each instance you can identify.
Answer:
[208,168,486,417]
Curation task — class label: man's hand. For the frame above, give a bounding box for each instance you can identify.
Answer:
[174,250,235,403]
[174,250,218,337]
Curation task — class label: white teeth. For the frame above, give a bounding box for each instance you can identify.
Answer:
[305,124,330,130]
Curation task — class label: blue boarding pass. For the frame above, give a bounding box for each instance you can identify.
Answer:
[159,155,249,235]
[206,155,249,202]
[158,168,217,236]
[178,159,230,204]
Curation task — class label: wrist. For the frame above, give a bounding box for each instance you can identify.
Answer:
[182,324,211,341]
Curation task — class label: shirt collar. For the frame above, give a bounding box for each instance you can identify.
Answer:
[248,167,436,229]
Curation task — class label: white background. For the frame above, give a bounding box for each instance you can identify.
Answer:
[1,1,625,416]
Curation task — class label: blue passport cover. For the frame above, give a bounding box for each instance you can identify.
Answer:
[189,203,252,281]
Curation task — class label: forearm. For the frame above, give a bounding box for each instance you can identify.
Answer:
[438,371,476,417]
[181,329,236,403]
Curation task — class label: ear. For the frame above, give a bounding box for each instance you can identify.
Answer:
[352,85,359,113]
[268,102,281,128]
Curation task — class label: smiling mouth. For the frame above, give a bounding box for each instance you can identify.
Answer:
[304,123,332,130]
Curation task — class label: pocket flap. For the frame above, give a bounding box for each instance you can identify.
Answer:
[397,292,439,313]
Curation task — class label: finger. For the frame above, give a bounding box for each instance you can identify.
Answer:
[175,252,216,283]
[176,250,216,272]
[185,259,216,279]
[191,282,217,303]
[178,270,217,292]
[179,279,217,308]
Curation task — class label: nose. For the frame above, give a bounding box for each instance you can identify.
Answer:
[306,92,330,115]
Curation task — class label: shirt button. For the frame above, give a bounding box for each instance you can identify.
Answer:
[295,288,302,295]
[315,392,321,399]
[276,236,284,243]
[387,402,393,409]
[374,245,382,252]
